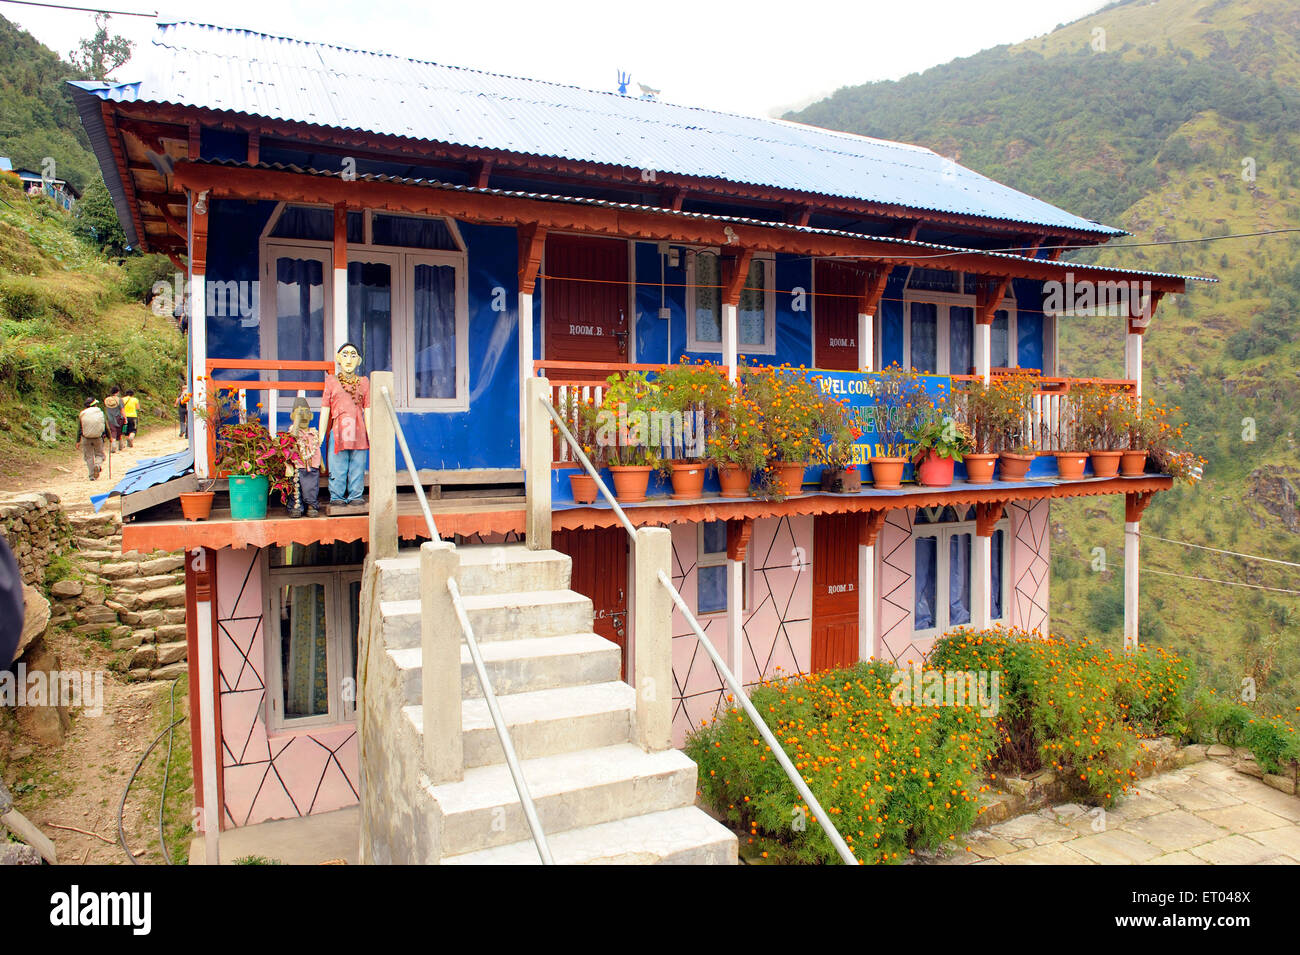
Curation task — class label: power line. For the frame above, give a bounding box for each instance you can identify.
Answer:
[0,0,156,16]
[903,227,1300,261]
[1058,552,1300,596]
[1141,533,1300,570]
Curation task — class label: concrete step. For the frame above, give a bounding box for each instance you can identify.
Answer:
[389,633,621,705]
[442,806,737,865]
[402,681,635,768]
[426,743,700,855]
[376,544,571,602]
[378,590,593,650]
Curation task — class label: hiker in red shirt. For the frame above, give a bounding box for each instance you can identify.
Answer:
[318,342,370,505]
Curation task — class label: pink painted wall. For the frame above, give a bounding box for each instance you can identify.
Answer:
[215,547,359,828]
[1008,499,1051,634]
[877,509,918,665]
[669,515,812,747]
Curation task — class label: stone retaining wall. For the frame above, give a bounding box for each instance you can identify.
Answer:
[0,492,71,585]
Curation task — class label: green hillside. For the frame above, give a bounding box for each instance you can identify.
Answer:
[788,0,1300,713]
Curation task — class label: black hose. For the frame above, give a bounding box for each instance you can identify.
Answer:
[118,677,186,865]
[158,677,179,864]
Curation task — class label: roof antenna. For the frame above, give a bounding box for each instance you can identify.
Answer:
[616,70,631,95]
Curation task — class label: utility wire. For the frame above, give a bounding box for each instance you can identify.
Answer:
[1140,532,1300,570]
[0,0,156,16]
[1059,552,1300,596]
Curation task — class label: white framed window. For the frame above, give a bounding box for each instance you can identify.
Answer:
[685,250,776,355]
[265,559,363,733]
[696,520,750,615]
[902,286,1016,375]
[911,505,1009,645]
[259,204,468,412]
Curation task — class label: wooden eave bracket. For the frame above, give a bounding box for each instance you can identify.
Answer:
[975,274,1013,325]
[975,501,1006,537]
[1128,290,1165,333]
[720,248,755,307]
[1126,490,1156,522]
[518,222,547,294]
[860,510,887,547]
[857,265,891,316]
[726,517,753,561]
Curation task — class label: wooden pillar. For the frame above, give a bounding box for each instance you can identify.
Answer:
[191,547,220,864]
[856,266,889,372]
[524,376,552,551]
[975,275,1010,384]
[634,526,673,752]
[859,512,886,660]
[720,248,752,383]
[333,203,348,355]
[368,371,397,560]
[421,541,464,782]
[727,519,753,684]
[518,224,546,462]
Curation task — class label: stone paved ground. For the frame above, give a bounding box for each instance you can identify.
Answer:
[931,757,1300,865]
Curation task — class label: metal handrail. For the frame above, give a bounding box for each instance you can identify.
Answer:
[377,385,550,862]
[378,386,440,541]
[447,578,554,864]
[538,392,860,865]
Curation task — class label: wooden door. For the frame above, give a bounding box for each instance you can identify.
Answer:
[814,260,860,371]
[544,234,629,363]
[551,526,629,678]
[811,513,859,672]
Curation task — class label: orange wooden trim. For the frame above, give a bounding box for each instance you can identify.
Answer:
[168,161,1189,292]
[474,159,494,189]
[207,358,336,372]
[191,196,208,275]
[333,202,348,265]
[726,517,753,560]
[1126,490,1155,522]
[859,510,887,547]
[247,130,260,166]
[720,248,754,307]
[159,207,187,241]
[101,102,150,256]
[896,220,920,241]
[975,274,1013,325]
[183,547,224,831]
[518,222,547,293]
[207,379,329,392]
[788,205,812,227]
[188,122,200,161]
[856,265,891,316]
[975,501,1006,536]
[666,187,686,212]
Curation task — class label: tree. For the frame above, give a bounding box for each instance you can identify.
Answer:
[74,176,128,257]
[68,13,132,80]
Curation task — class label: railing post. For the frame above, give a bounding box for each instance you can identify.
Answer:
[525,376,552,551]
[634,526,673,752]
[369,371,398,560]
[421,541,464,783]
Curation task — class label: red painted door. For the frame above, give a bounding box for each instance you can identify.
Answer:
[814,260,860,371]
[544,234,629,363]
[552,526,629,679]
[811,513,859,672]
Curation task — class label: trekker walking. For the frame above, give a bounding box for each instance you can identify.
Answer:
[121,389,139,449]
[176,378,189,439]
[76,398,107,480]
[103,386,124,452]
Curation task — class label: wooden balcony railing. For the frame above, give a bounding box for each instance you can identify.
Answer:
[202,358,337,473]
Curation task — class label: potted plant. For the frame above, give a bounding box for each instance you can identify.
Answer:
[597,371,663,503]
[656,360,729,499]
[818,415,864,492]
[180,479,216,521]
[1077,381,1126,479]
[1145,400,1205,484]
[708,378,765,498]
[1117,395,1154,477]
[955,379,1001,483]
[990,371,1037,481]
[905,403,973,488]
[1052,389,1088,481]
[215,418,303,520]
[556,390,602,504]
[865,364,929,490]
[744,364,839,499]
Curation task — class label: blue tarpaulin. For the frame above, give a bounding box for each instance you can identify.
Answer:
[91,449,194,512]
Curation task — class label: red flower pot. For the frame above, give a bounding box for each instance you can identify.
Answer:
[868,456,906,490]
[915,450,955,487]
[668,460,706,500]
[1089,450,1123,479]
[998,452,1033,482]
[608,465,652,503]
[569,473,598,504]
[716,463,753,498]
[963,453,997,484]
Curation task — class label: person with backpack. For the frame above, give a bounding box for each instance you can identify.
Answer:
[103,386,124,452]
[121,389,139,449]
[76,397,107,480]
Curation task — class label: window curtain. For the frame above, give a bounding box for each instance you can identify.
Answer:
[271,206,333,241]
[991,529,1004,620]
[991,309,1011,368]
[949,306,974,375]
[694,254,722,343]
[347,261,393,376]
[698,565,727,614]
[413,263,457,399]
[738,259,766,346]
[276,258,326,383]
[372,214,456,250]
[915,535,938,630]
[910,302,938,373]
[282,583,329,719]
[949,532,971,626]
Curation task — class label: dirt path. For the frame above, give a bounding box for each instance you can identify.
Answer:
[0,426,188,514]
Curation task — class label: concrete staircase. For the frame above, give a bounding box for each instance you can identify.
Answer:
[360,543,736,865]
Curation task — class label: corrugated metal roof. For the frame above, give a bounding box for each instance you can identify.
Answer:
[75,19,1123,237]
[91,449,194,512]
[193,159,1213,283]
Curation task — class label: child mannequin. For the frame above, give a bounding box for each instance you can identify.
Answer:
[286,397,323,517]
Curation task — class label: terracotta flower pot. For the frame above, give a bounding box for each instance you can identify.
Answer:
[1120,449,1148,477]
[998,452,1034,482]
[963,453,998,484]
[773,462,808,497]
[868,456,906,490]
[716,463,753,498]
[1055,451,1088,481]
[915,450,955,487]
[180,491,215,521]
[1089,449,1123,479]
[668,460,706,500]
[608,465,652,503]
[569,472,598,504]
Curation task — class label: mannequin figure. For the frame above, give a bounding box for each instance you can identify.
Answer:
[317,342,371,506]
[286,396,322,517]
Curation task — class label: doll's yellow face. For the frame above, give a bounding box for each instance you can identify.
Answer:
[337,345,361,375]
[292,405,312,430]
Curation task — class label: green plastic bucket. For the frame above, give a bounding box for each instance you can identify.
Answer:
[228,474,269,520]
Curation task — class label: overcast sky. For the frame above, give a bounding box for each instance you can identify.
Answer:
[3,0,1109,117]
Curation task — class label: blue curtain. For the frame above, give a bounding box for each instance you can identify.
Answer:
[347,262,393,376]
[372,214,456,250]
[413,263,457,399]
[991,529,1004,620]
[271,206,333,241]
[915,535,937,630]
[276,258,326,383]
[1018,312,1044,371]
[698,565,727,614]
[950,305,973,375]
[949,533,971,626]
[910,302,937,372]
